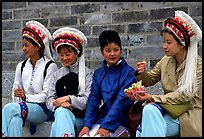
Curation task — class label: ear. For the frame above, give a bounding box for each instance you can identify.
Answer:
[180,45,185,49]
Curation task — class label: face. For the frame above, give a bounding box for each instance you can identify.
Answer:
[102,42,122,66]
[22,38,40,59]
[57,45,78,67]
[163,32,185,57]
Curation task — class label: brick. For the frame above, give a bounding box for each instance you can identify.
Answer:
[128,35,145,46]
[149,7,188,20]
[128,22,162,34]
[80,13,111,25]
[113,11,148,23]
[2,11,12,20]
[76,26,92,36]
[147,34,163,46]
[86,37,99,48]
[128,46,165,60]
[2,72,15,97]
[2,51,26,62]
[71,3,100,14]
[101,2,138,12]
[28,2,52,7]
[92,25,126,36]
[50,16,77,27]
[2,30,22,42]
[14,9,41,19]
[41,6,71,18]
[2,21,21,30]
[2,62,18,72]
[2,42,15,51]
[84,49,103,60]
[2,2,26,9]
[190,5,202,16]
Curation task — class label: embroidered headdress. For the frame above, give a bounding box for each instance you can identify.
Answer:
[164,11,202,96]
[22,20,53,60]
[52,27,88,96]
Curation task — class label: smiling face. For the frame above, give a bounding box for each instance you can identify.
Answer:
[57,45,78,67]
[102,42,122,66]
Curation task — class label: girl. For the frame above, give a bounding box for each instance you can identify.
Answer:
[2,21,58,137]
[78,30,137,137]
[46,27,93,137]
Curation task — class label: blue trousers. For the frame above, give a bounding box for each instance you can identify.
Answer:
[136,104,180,137]
[50,107,84,137]
[2,102,49,137]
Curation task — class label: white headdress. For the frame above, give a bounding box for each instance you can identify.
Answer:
[52,27,88,96]
[164,11,202,96]
[22,20,53,60]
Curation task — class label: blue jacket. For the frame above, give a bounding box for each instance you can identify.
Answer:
[84,57,137,132]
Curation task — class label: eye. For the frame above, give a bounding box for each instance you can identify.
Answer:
[114,48,119,52]
[105,49,110,53]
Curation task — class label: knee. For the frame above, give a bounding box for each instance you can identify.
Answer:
[54,107,75,122]
[55,107,72,116]
[143,104,159,114]
[3,103,20,114]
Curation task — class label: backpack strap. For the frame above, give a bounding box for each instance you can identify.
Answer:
[43,60,55,79]
[21,59,28,75]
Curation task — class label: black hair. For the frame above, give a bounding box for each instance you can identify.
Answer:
[99,30,122,52]
[22,36,44,57]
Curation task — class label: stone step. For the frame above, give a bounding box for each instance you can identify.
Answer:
[22,122,52,137]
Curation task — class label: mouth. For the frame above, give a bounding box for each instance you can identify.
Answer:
[109,58,116,61]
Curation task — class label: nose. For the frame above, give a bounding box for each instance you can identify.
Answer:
[163,43,168,49]
[110,50,115,55]
[63,55,68,60]
[22,45,26,51]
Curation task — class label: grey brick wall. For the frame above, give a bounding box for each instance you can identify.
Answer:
[2,2,202,106]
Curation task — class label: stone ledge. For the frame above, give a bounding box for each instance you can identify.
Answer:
[22,122,52,137]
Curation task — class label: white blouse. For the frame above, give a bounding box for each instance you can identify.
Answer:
[12,57,58,103]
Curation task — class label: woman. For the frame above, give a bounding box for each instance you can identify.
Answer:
[78,30,137,137]
[125,10,202,137]
[46,27,93,137]
[2,21,58,137]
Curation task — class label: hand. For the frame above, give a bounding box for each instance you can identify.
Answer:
[60,102,73,110]
[78,127,90,137]
[124,89,136,100]
[94,128,110,137]
[14,87,26,101]
[53,96,69,107]
[136,61,147,74]
[133,92,154,102]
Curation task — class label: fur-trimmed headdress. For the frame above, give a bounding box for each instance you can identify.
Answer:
[164,11,202,96]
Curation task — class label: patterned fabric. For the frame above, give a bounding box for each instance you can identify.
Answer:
[22,27,46,49]
[52,27,87,52]
[18,102,28,127]
[165,18,193,47]
[22,20,53,60]
[52,32,82,53]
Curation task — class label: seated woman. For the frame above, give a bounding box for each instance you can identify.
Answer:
[125,10,202,137]
[2,20,58,137]
[78,30,137,137]
[46,27,93,137]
